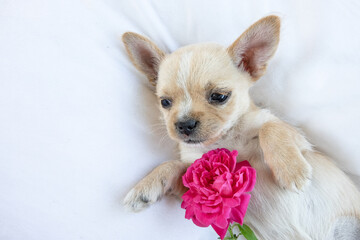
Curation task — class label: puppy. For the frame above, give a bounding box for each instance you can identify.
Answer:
[122,16,360,239]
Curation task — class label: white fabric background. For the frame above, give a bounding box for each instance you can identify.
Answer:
[0,0,359,239]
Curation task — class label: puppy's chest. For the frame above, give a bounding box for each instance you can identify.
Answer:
[179,130,261,163]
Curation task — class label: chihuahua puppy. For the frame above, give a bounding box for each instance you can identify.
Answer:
[122,16,360,239]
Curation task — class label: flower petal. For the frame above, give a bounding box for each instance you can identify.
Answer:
[202,204,221,213]
[211,222,230,240]
[184,205,195,219]
[192,215,209,227]
[234,160,251,171]
[194,207,217,227]
[229,193,251,225]
[181,148,256,239]
[242,167,256,192]
[233,167,256,196]
[214,214,229,229]
[222,197,240,208]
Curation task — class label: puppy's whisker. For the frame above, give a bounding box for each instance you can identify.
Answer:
[148,126,167,135]
[158,132,170,145]
[149,122,166,127]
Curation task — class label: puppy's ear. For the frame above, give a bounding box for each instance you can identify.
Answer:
[228,15,280,80]
[122,32,166,85]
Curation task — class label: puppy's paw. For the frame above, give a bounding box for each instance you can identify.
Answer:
[259,121,314,192]
[274,155,312,192]
[123,160,189,212]
[123,179,164,212]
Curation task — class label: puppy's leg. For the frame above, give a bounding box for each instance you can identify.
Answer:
[124,160,189,212]
[259,121,312,191]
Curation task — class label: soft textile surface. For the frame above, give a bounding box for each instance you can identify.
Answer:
[0,0,359,239]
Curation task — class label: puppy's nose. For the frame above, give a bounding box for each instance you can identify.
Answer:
[175,119,199,136]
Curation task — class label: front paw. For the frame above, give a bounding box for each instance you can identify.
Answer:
[123,179,164,212]
[274,155,312,192]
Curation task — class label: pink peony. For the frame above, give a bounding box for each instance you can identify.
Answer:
[181,148,256,240]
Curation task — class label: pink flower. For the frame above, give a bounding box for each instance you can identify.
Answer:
[181,148,256,240]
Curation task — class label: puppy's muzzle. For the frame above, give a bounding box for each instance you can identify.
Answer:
[175,119,199,136]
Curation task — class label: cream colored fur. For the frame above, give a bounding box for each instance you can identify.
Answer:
[122,16,360,239]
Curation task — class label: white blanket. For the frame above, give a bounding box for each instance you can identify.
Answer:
[0,0,359,239]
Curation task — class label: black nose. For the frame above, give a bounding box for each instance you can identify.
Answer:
[175,119,199,136]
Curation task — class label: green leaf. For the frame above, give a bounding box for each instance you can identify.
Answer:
[236,224,258,240]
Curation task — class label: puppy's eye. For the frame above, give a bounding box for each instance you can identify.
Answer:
[161,99,172,108]
[209,93,229,104]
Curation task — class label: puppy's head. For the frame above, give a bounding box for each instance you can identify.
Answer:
[122,16,280,146]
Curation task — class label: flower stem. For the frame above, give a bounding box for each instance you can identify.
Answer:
[223,224,239,240]
[228,224,235,239]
